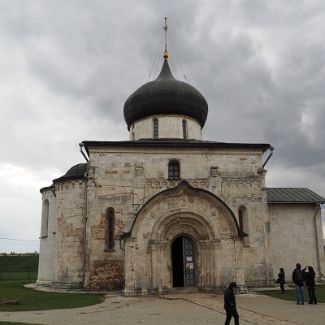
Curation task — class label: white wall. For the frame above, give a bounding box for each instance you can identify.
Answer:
[37,189,56,285]
[269,204,325,281]
[130,115,202,140]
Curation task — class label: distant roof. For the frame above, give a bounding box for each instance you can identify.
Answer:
[52,163,88,184]
[40,163,88,192]
[267,188,325,204]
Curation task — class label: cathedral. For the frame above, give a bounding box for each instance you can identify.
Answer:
[37,31,325,294]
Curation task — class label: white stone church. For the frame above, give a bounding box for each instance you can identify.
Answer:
[37,52,325,294]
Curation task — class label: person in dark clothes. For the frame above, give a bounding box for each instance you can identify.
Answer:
[292,263,305,305]
[303,266,317,304]
[224,282,239,325]
[277,268,285,294]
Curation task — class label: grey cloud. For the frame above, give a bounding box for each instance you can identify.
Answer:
[1,1,325,250]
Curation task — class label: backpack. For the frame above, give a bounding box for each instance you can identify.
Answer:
[295,270,304,282]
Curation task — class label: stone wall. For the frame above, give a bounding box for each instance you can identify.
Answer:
[39,142,325,292]
[51,179,86,288]
[87,259,124,290]
[85,144,271,291]
[269,204,325,281]
[37,188,56,285]
[84,161,129,290]
[124,182,242,294]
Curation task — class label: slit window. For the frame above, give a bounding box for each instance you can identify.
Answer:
[153,118,159,139]
[182,119,188,139]
[106,208,115,250]
[238,206,249,246]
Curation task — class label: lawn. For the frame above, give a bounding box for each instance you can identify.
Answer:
[0,281,105,311]
[260,285,325,303]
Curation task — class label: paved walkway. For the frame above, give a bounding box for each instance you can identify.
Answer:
[0,292,323,325]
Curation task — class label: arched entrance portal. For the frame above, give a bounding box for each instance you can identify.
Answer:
[124,181,246,295]
[172,236,195,287]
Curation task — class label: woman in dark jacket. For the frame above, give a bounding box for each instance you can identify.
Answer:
[303,266,317,304]
[277,268,285,294]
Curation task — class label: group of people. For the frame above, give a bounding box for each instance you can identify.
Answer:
[277,263,317,305]
[291,263,317,305]
[223,263,318,325]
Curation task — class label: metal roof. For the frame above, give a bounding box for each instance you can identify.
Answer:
[267,188,325,204]
[123,59,208,130]
[52,163,88,184]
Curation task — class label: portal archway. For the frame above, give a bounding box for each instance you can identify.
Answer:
[124,181,245,295]
[172,236,195,287]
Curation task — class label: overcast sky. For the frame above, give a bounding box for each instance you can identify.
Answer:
[1,0,324,253]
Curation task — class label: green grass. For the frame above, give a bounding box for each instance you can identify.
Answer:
[0,281,105,311]
[260,286,325,303]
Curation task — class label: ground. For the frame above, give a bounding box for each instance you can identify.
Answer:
[0,292,324,325]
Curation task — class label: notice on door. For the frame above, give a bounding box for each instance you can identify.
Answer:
[186,262,194,269]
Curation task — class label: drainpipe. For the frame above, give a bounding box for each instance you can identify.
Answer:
[81,165,89,290]
[262,146,274,168]
[313,205,322,279]
[79,143,89,162]
[79,143,89,289]
[82,181,88,290]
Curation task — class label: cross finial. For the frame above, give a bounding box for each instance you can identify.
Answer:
[163,17,169,59]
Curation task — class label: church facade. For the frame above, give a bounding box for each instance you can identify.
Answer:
[37,57,325,294]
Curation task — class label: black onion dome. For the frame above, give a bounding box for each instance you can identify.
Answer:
[53,163,87,183]
[123,60,208,130]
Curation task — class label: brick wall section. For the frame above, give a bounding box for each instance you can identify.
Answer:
[87,260,124,290]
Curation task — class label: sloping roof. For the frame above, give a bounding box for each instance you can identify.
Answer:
[52,163,88,184]
[267,188,325,204]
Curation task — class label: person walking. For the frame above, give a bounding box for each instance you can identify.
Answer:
[292,263,305,305]
[277,268,285,294]
[303,266,317,304]
[224,282,239,325]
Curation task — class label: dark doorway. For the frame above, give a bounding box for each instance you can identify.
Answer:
[172,236,195,287]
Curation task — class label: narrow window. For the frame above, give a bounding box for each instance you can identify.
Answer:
[239,210,243,230]
[153,118,159,139]
[238,206,249,246]
[41,199,49,237]
[182,119,188,139]
[168,160,180,180]
[105,208,115,250]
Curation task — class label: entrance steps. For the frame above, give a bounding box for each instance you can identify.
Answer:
[170,287,199,294]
